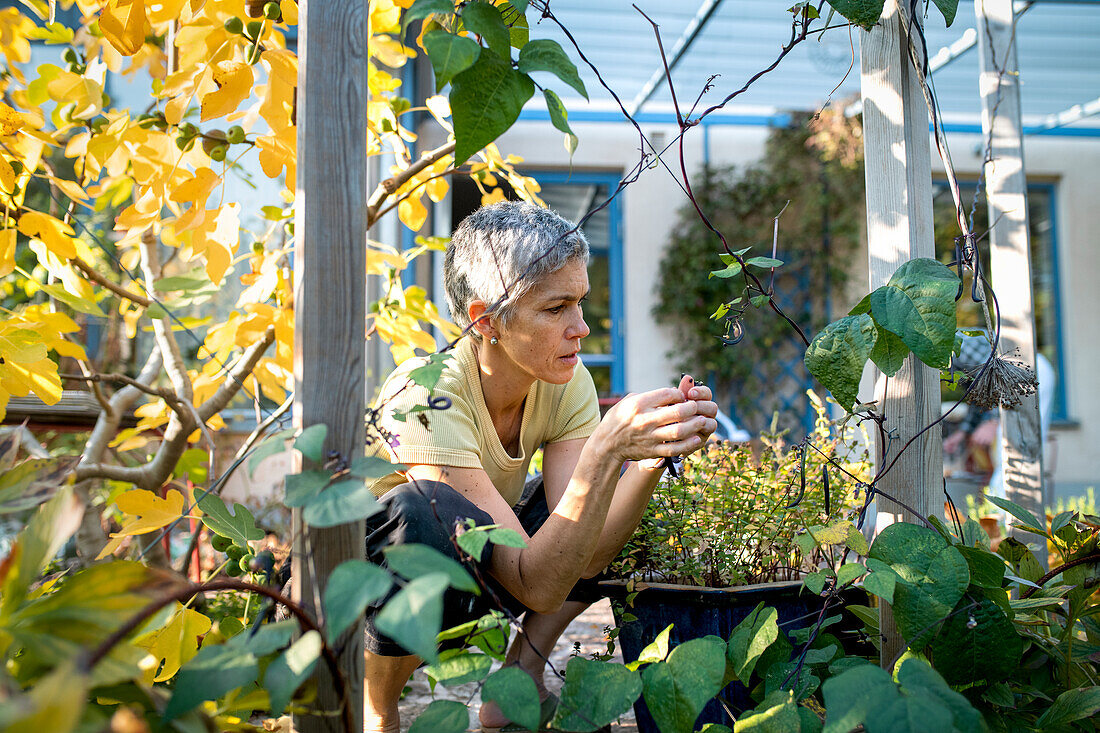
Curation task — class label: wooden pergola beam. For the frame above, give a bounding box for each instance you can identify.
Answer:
[975,0,1048,566]
[859,0,944,668]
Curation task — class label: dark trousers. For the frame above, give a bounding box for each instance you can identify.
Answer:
[364,477,605,656]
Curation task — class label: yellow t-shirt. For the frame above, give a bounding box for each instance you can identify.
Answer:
[368,336,601,506]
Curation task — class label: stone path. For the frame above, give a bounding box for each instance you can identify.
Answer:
[398,598,638,732]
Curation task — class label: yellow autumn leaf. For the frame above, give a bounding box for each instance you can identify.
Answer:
[45,71,104,120]
[481,187,506,206]
[256,126,296,181]
[100,0,147,56]
[201,60,253,121]
[398,192,427,231]
[261,49,297,89]
[425,175,449,203]
[0,101,23,137]
[188,203,240,285]
[0,230,15,277]
[136,604,212,683]
[0,156,14,193]
[95,488,187,560]
[169,166,219,231]
[17,211,77,260]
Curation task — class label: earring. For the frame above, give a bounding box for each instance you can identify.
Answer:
[490,336,499,345]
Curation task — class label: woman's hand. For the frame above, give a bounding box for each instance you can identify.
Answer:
[595,378,718,465]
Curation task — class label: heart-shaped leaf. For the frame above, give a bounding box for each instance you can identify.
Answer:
[554,656,642,732]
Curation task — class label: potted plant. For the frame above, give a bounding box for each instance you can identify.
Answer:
[605,392,875,730]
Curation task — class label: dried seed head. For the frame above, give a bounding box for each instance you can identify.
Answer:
[964,349,1038,410]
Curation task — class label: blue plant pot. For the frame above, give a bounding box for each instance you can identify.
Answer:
[602,580,869,733]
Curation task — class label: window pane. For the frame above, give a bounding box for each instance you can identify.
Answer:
[932,183,1064,418]
[587,365,611,395]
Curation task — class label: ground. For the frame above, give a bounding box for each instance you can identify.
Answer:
[398,598,639,732]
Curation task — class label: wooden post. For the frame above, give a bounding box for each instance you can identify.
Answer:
[859,0,943,668]
[975,0,1047,566]
[293,1,368,730]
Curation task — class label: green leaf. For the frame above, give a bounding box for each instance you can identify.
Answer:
[744,257,783,268]
[247,428,294,477]
[2,487,82,610]
[488,527,526,547]
[294,424,328,464]
[153,270,212,292]
[836,563,865,587]
[543,88,578,158]
[426,650,493,687]
[750,294,770,308]
[554,656,642,732]
[804,314,877,410]
[642,637,726,733]
[384,543,479,593]
[0,456,77,514]
[302,478,383,528]
[865,695,952,733]
[930,599,1021,686]
[407,352,453,391]
[263,630,321,715]
[635,623,672,666]
[956,546,1006,589]
[869,323,908,376]
[423,30,481,92]
[1050,510,1075,534]
[1035,687,1100,728]
[508,0,529,12]
[709,262,743,279]
[228,619,296,656]
[166,644,258,719]
[375,572,449,662]
[869,258,959,369]
[734,690,801,732]
[283,469,330,508]
[38,283,106,316]
[985,495,1045,537]
[483,666,541,731]
[409,699,469,733]
[461,1,510,60]
[894,658,985,731]
[863,571,895,603]
[516,38,587,99]
[455,527,489,560]
[727,605,779,683]
[507,6,529,48]
[931,0,959,27]
[402,0,455,37]
[197,492,264,545]
[351,455,407,478]
[804,571,827,596]
[868,523,969,650]
[821,664,897,733]
[451,48,532,165]
[823,0,886,30]
[322,560,393,643]
[764,661,819,700]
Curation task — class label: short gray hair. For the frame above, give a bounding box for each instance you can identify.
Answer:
[444,201,589,336]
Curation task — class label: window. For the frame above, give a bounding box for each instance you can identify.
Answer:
[932,181,1068,421]
[450,172,624,397]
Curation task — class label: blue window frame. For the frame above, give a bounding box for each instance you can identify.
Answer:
[527,171,625,396]
[932,180,1069,422]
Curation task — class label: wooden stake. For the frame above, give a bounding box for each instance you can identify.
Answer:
[975,0,1048,566]
[859,0,943,668]
[293,2,368,730]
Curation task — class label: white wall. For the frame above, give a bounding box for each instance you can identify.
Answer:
[423,119,1098,495]
[930,132,1100,494]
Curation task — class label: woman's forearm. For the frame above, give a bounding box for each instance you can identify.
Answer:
[581,460,662,577]
[506,438,624,611]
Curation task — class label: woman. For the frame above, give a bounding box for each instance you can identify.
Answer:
[364,201,717,732]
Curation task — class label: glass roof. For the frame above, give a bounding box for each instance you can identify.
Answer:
[522,0,1100,135]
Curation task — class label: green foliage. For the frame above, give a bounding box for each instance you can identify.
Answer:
[554,656,643,732]
[653,112,864,434]
[806,258,960,410]
[612,393,872,586]
[482,666,541,731]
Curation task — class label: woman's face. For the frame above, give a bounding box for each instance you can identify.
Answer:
[497,258,591,385]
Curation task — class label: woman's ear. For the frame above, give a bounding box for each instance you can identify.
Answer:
[467,300,497,340]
